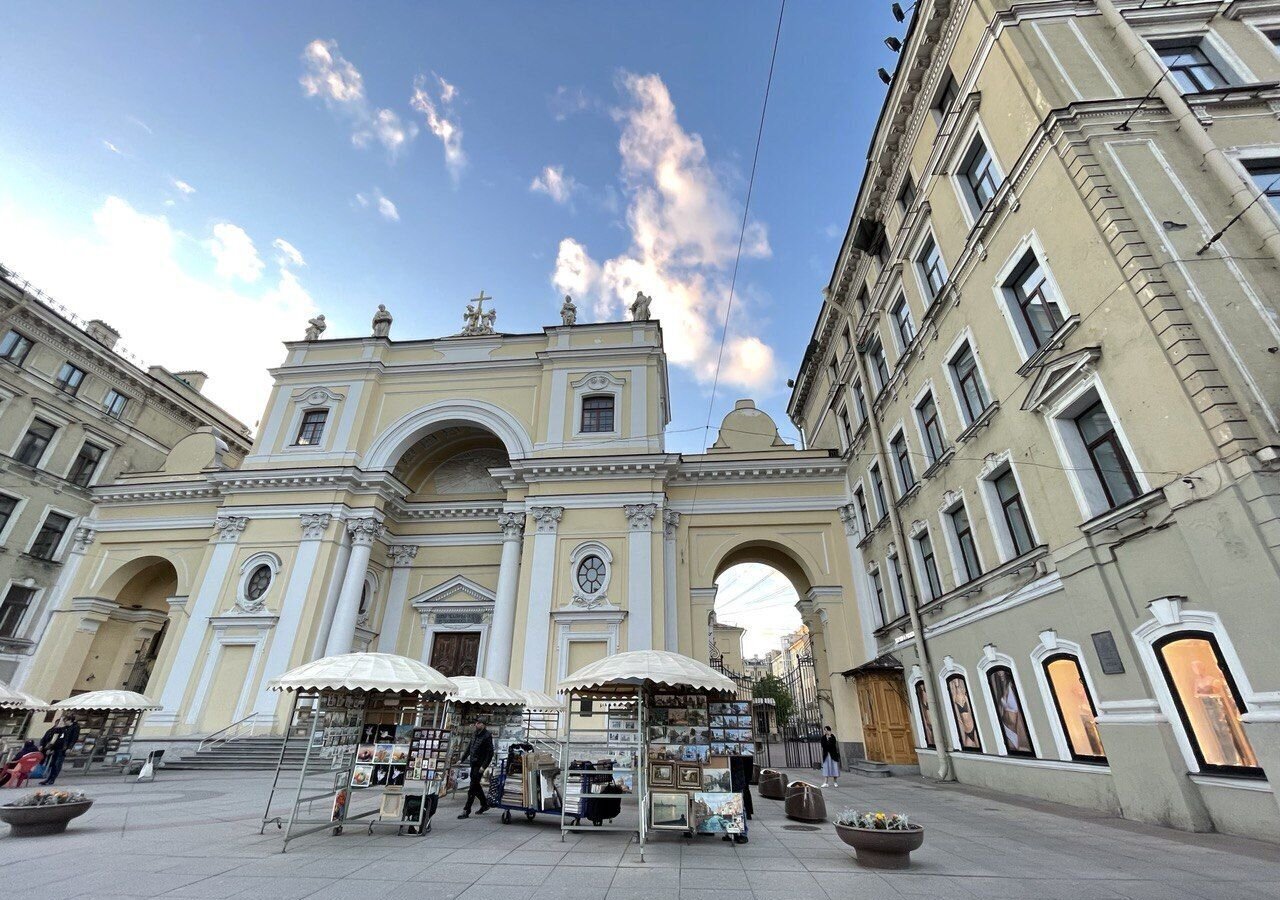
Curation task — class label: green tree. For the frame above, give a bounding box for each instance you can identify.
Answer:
[752,673,795,728]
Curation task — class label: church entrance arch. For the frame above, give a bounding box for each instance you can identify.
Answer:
[76,556,177,698]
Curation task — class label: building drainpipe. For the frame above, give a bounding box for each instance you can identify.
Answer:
[1095,0,1280,264]
[852,345,955,782]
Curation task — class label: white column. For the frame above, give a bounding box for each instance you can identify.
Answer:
[520,506,562,691]
[838,503,878,661]
[252,514,331,719]
[311,526,352,658]
[152,515,247,727]
[376,545,419,654]
[13,526,95,688]
[624,504,657,652]
[324,516,384,657]
[662,510,680,652]
[485,513,524,683]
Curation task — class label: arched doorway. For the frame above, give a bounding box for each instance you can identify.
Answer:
[74,557,177,697]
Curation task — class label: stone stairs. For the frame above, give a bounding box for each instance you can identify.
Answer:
[163,736,330,771]
[847,759,893,778]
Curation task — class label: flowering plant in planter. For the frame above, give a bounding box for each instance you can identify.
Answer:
[834,809,913,830]
[7,790,89,807]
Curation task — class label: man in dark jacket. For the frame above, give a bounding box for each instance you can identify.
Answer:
[457,717,494,818]
[39,718,68,785]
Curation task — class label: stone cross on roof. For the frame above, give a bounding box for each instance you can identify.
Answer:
[461,290,497,336]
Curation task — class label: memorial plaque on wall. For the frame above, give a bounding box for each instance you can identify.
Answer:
[1091,631,1125,675]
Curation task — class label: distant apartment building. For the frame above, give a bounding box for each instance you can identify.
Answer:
[0,266,252,685]
[789,1,1280,839]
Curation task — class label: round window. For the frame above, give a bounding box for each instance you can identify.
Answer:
[576,555,606,595]
[245,564,272,602]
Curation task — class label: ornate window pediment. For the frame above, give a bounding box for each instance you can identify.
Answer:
[1021,347,1102,413]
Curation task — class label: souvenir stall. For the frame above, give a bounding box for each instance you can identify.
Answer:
[0,682,44,762]
[260,652,456,851]
[444,675,524,801]
[47,689,160,774]
[517,688,564,742]
[556,650,739,861]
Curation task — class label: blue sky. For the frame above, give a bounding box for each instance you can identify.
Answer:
[1,1,899,651]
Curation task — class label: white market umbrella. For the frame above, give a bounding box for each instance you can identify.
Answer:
[268,652,456,697]
[557,649,736,694]
[0,680,44,710]
[449,676,525,707]
[516,688,563,711]
[49,689,161,712]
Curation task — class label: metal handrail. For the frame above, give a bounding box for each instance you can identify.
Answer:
[198,712,265,752]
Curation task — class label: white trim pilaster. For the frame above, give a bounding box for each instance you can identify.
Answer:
[520,506,562,690]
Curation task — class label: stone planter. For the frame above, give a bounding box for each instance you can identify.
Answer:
[833,822,924,869]
[0,799,94,837]
[758,769,785,800]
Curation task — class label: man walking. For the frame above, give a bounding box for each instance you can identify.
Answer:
[38,716,71,785]
[456,716,494,819]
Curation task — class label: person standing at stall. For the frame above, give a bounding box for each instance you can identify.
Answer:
[457,716,494,819]
[820,725,841,788]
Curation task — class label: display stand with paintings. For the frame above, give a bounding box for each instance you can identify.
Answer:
[559,688,642,836]
[259,652,456,852]
[45,689,160,775]
[0,682,43,763]
[556,649,737,863]
[646,693,747,840]
[444,676,527,805]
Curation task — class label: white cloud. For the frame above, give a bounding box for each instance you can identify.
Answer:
[549,85,590,121]
[300,39,417,156]
[355,189,399,222]
[0,197,318,424]
[170,177,196,196]
[272,238,306,268]
[208,222,265,282]
[410,74,466,181]
[547,72,777,391]
[102,140,123,155]
[530,165,579,205]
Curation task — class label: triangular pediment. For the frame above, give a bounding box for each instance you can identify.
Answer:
[410,575,496,607]
[1021,346,1101,413]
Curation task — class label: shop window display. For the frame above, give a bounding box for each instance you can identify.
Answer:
[945,674,981,752]
[1155,633,1261,776]
[913,681,935,749]
[1043,655,1105,762]
[986,666,1034,757]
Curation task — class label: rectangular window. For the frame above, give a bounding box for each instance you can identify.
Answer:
[1007,252,1065,351]
[870,464,888,521]
[888,554,907,615]
[103,389,129,420]
[0,494,17,536]
[55,362,86,396]
[1074,399,1140,509]
[29,511,71,560]
[0,330,33,366]
[1246,161,1280,214]
[68,442,106,487]
[890,295,915,351]
[890,432,916,494]
[949,503,982,583]
[296,409,328,446]
[960,134,1000,213]
[917,235,947,302]
[840,324,852,358]
[870,569,889,626]
[934,71,959,118]
[852,380,868,423]
[828,356,840,387]
[916,393,947,464]
[580,395,615,433]
[1155,41,1229,93]
[950,343,989,426]
[897,172,917,212]
[868,338,890,392]
[15,418,57,468]
[0,585,36,639]
[838,407,853,449]
[994,468,1036,557]
[854,486,870,535]
[915,530,943,601]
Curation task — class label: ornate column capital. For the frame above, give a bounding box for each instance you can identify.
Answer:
[529,506,563,534]
[837,503,859,537]
[388,545,419,568]
[214,515,249,544]
[497,512,526,541]
[346,516,386,547]
[299,513,332,540]
[624,503,658,531]
[71,526,96,553]
[662,509,681,537]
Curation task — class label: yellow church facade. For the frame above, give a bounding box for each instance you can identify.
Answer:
[21,310,872,751]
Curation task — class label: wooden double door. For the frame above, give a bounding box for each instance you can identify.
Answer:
[856,671,918,765]
[430,632,481,677]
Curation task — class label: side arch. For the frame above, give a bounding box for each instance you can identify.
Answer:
[362,399,534,470]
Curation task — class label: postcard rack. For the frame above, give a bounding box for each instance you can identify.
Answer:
[559,686,645,856]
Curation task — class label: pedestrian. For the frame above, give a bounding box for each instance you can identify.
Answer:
[39,717,68,785]
[456,716,494,819]
[820,725,841,788]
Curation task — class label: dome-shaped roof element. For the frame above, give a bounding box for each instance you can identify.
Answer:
[558,650,736,694]
[269,652,455,696]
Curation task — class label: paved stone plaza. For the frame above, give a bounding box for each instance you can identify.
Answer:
[3,769,1278,899]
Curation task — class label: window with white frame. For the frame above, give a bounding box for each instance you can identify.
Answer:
[15,418,57,468]
[889,431,916,495]
[0,585,37,639]
[1042,654,1106,762]
[103,389,129,420]
[840,324,853,359]
[916,234,948,304]
[571,542,612,605]
[29,511,71,560]
[869,567,889,626]
[985,665,1036,757]
[852,380,868,424]
[958,131,1001,216]
[986,464,1037,559]
[890,294,915,353]
[67,441,106,488]
[853,485,870,535]
[915,392,948,465]
[1002,249,1066,354]
[913,680,936,748]
[887,552,907,616]
[0,330,33,366]
[1151,38,1233,93]
[869,463,888,522]
[828,355,840,388]
[0,494,18,537]
[948,341,991,426]
[837,406,854,450]
[55,362,86,396]
[945,672,983,752]
[897,171,917,213]
[867,336,890,393]
[295,409,328,446]
[945,499,983,584]
[933,70,959,120]
[1074,395,1141,511]
[913,529,944,602]
[580,395,615,433]
[1245,159,1280,214]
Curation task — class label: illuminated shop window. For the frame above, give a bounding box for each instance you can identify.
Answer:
[914,680,935,749]
[1043,654,1106,762]
[986,666,1035,757]
[946,673,982,752]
